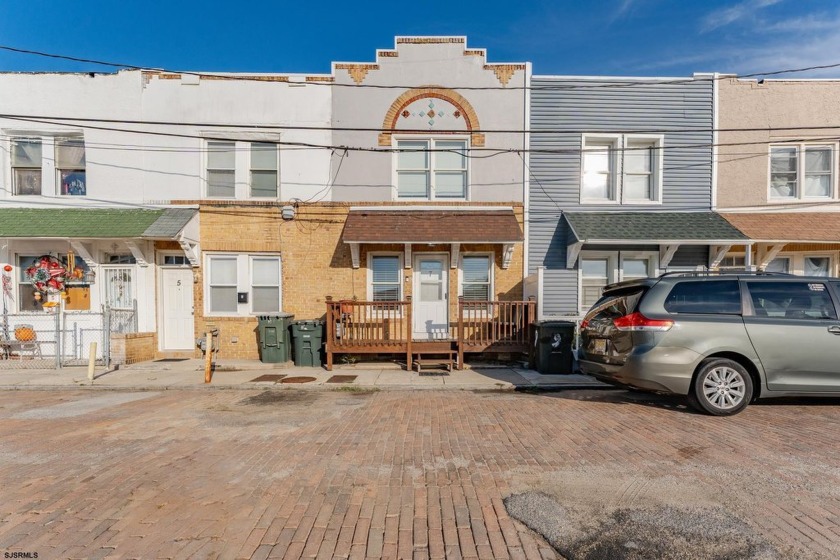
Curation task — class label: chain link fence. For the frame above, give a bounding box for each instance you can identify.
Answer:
[0,304,136,369]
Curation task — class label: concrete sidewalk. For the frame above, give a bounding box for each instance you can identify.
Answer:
[0,358,607,391]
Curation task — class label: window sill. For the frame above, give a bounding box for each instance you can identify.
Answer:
[580,199,620,205]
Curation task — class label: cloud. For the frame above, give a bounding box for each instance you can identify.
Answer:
[702,0,784,32]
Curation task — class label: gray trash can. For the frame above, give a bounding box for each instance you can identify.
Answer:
[533,320,576,374]
[257,313,294,363]
[291,320,325,367]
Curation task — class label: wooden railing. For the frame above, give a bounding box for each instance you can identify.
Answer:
[324,296,535,370]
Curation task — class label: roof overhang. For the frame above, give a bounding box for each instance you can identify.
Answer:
[721,211,840,244]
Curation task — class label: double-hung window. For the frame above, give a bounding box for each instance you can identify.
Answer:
[579,252,658,311]
[396,139,468,199]
[206,254,282,315]
[11,138,43,195]
[770,144,835,199]
[57,138,87,195]
[207,141,236,198]
[250,143,279,198]
[581,134,662,203]
[370,255,401,302]
[461,255,492,301]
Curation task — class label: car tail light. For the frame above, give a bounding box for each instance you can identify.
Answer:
[580,319,589,330]
[613,312,673,332]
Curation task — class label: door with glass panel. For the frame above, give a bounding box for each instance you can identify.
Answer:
[413,255,449,339]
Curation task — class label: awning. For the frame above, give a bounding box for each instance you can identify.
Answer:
[0,208,200,267]
[721,212,840,244]
[342,207,523,269]
[562,211,749,268]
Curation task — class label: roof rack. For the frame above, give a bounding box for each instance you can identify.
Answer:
[657,270,793,278]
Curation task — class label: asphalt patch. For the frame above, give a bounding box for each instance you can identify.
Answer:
[326,375,357,383]
[238,391,317,406]
[504,492,784,560]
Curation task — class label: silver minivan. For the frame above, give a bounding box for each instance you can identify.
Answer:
[578,272,840,415]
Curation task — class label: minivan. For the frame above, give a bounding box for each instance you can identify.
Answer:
[578,272,840,415]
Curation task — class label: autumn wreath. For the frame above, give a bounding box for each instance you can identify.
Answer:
[25,255,67,294]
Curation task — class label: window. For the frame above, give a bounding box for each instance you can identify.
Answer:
[207,141,236,197]
[250,143,278,198]
[11,139,42,195]
[370,255,401,301]
[765,257,790,274]
[747,281,837,320]
[16,254,91,311]
[804,256,831,277]
[770,144,835,199]
[251,257,281,313]
[105,254,137,265]
[208,256,238,313]
[461,255,492,301]
[163,255,190,266]
[581,134,662,203]
[664,281,742,314]
[719,255,745,270]
[579,252,658,312]
[396,139,467,199]
[56,138,86,196]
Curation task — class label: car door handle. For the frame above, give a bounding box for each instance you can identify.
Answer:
[828,326,840,335]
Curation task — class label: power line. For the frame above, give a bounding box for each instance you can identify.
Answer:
[3,43,840,91]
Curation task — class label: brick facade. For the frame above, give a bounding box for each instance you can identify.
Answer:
[189,201,525,360]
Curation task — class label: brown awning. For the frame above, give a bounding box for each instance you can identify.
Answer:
[721,212,840,243]
[342,208,523,244]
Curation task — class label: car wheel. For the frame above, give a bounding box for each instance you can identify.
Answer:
[689,358,753,416]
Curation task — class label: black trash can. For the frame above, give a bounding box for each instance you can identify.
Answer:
[257,313,294,363]
[533,320,576,374]
[291,320,325,367]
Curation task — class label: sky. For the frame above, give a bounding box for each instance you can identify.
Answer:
[1,0,839,78]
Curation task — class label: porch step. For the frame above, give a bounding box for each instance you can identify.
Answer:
[413,352,455,373]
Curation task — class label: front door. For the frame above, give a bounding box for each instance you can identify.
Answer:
[160,268,194,350]
[413,255,449,339]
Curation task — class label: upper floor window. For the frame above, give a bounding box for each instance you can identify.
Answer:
[57,138,86,196]
[770,144,835,200]
[11,139,42,195]
[581,134,663,204]
[250,143,279,198]
[207,141,236,198]
[396,139,467,199]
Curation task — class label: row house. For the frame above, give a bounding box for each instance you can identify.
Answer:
[526,74,747,317]
[717,78,840,276]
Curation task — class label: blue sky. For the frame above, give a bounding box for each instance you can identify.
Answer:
[1,0,839,77]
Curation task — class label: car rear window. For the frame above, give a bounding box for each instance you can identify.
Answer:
[747,281,837,320]
[584,287,646,323]
[664,280,742,314]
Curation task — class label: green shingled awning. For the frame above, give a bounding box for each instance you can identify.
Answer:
[563,212,748,244]
[0,208,196,239]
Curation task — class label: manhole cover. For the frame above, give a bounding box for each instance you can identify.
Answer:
[281,376,317,384]
[250,374,287,383]
[326,375,357,383]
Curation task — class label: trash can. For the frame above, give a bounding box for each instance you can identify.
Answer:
[257,313,294,363]
[533,320,576,374]
[291,320,325,367]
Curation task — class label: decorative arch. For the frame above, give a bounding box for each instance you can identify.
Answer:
[378,86,484,147]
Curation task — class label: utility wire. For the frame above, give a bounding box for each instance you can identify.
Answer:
[3,44,840,90]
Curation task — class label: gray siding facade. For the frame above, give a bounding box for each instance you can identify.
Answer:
[528,77,715,314]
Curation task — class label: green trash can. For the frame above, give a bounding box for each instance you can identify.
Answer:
[533,320,576,374]
[291,320,325,367]
[257,313,294,363]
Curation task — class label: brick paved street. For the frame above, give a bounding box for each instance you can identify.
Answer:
[0,388,838,559]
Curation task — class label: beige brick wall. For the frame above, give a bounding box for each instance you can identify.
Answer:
[111,332,156,365]
[191,201,525,360]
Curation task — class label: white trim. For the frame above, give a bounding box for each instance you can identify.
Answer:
[349,243,360,269]
[579,133,664,205]
[367,252,404,302]
[523,60,532,280]
[249,255,283,314]
[709,245,732,269]
[577,250,658,313]
[203,252,282,317]
[392,135,471,201]
[404,244,412,269]
[659,244,680,268]
[349,206,514,212]
[449,243,459,269]
[767,142,839,202]
[458,252,494,303]
[124,240,150,268]
[567,241,584,269]
[580,134,621,204]
[502,243,515,270]
[756,243,786,270]
[711,73,720,210]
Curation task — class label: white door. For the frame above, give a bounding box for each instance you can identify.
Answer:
[413,255,449,339]
[160,268,194,350]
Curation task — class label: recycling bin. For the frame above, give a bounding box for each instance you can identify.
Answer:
[257,313,294,363]
[291,320,325,367]
[533,320,576,374]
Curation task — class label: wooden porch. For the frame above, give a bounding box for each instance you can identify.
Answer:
[325,296,535,370]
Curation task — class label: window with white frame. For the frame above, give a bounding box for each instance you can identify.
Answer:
[461,255,492,301]
[581,134,662,203]
[396,139,468,199]
[770,144,835,199]
[251,257,281,313]
[206,254,282,315]
[579,252,657,311]
[56,138,86,196]
[369,255,401,301]
[765,257,790,274]
[804,256,831,276]
[207,141,236,198]
[250,143,279,198]
[11,138,43,195]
